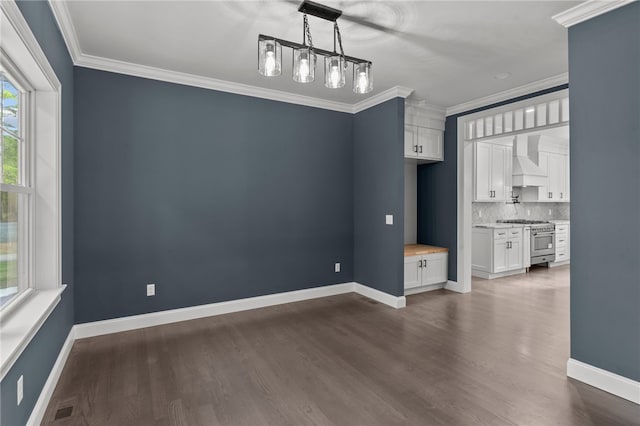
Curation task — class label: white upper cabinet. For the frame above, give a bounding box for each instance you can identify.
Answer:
[523,135,570,202]
[405,102,445,163]
[474,141,512,202]
[405,125,443,161]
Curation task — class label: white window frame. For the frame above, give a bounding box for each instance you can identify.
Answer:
[1,62,34,311]
[0,0,64,381]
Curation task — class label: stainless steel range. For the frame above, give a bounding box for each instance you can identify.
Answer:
[497,220,556,265]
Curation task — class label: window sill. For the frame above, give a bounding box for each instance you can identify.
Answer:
[0,285,66,381]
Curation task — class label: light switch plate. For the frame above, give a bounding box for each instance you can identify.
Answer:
[334,263,341,273]
[147,284,155,296]
[385,215,393,225]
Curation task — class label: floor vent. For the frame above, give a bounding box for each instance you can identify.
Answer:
[54,406,73,420]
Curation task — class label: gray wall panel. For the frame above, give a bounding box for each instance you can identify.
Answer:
[568,2,640,381]
[353,99,405,296]
[74,68,354,323]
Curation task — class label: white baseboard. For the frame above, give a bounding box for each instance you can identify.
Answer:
[26,327,75,426]
[353,283,406,308]
[75,283,355,339]
[567,358,640,404]
[444,280,469,293]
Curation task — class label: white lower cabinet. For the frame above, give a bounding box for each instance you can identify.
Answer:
[553,224,570,264]
[404,252,448,291]
[472,227,524,278]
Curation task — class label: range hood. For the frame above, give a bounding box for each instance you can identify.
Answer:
[512,135,547,187]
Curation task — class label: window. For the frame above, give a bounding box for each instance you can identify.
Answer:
[0,71,30,309]
[0,0,63,380]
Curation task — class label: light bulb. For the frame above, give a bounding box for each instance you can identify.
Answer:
[265,51,276,75]
[357,72,368,92]
[299,58,310,79]
[329,65,341,87]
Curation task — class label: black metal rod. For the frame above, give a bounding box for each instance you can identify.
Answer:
[259,34,371,65]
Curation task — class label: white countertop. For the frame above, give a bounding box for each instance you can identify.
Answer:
[549,220,570,224]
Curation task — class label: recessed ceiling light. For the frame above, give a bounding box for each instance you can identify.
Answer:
[494,72,511,80]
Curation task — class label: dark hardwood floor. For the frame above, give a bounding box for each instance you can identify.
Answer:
[43,266,640,425]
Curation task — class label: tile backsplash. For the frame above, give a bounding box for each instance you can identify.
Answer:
[473,202,570,224]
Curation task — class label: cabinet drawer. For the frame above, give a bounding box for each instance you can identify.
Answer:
[508,228,522,238]
[556,251,569,262]
[556,225,569,232]
[494,230,508,240]
[556,236,568,247]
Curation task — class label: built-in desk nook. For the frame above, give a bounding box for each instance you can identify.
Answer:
[404,244,448,295]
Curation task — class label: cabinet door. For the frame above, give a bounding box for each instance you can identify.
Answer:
[404,256,422,289]
[404,126,418,158]
[537,152,551,201]
[474,142,493,201]
[493,240,508,273]
[417,128,443,160]
[491,144,509,201]
[507,237,523,270]
[423,253,448,285]
[549,154,564,201]
[559,154,569,201]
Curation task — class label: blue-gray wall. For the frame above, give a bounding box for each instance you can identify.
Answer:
[568,2,640,381]
[0,1,75,425]
[74,68,354,323]
[353,99,405,296]
[418,85,569,282]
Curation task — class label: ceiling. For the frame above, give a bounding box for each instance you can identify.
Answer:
[61,1,580,109]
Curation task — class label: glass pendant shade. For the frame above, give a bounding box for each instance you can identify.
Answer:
[324,55,346,89]
[353,62,373,94]
[293,47,315,83]
[258,39,282,77]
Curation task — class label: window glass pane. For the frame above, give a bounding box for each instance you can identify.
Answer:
[485,116,493,137]
[1,75,19,135]
[1,131,20,185]
[504,111,513,132]
[494,114,503,134]
[0,191,19,308]
[476,118,484,138]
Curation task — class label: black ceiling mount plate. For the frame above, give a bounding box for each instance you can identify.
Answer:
[298,0,342,22]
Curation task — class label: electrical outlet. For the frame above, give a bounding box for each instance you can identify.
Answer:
[478,210,482,218]
[17,375,23,405]
[385,215,393,225]
[527,209,530,216]
[334,262,341,273]
[146,283,155,296]
[548,209,552,215]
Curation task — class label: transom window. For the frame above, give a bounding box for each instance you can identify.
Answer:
[0,70,30,309]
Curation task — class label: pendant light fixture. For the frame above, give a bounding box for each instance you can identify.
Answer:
[258,39,282,77]
[257,0,373,94]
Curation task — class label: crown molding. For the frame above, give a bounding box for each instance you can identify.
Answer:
[352,86,413,113]
[47,0,81,63]
[445,73,568,116]
[552,0,635,28]
[76,53,358,113]
[45,0,415,114]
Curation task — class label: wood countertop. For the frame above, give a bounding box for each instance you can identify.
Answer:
[404,244,448,257]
